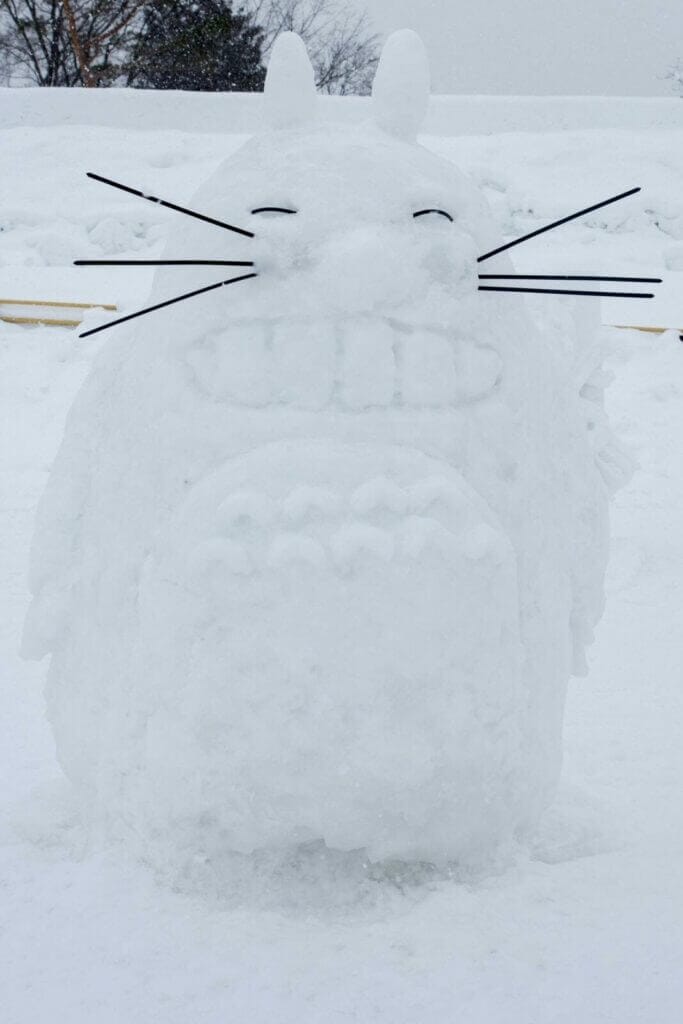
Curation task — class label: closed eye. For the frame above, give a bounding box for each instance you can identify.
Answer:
[413,209,454,223]
[251,206,297,215]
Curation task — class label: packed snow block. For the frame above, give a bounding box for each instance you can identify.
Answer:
[23,30,620,873]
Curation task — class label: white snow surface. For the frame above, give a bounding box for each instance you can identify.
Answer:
[2,86,683,1020]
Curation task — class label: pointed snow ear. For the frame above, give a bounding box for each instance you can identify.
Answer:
[264,32,317,130]
[372,30,430,141]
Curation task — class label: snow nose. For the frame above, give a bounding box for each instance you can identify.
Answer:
[313,226,424,314]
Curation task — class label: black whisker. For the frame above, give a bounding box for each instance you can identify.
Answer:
[478,274,661,284]
[86,172,254,239]
[478,285,654,299]
[477,186,641,264]
[79,272,257,339]
[74,259,254,267]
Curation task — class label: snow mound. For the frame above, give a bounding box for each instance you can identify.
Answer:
[23,32,617,877]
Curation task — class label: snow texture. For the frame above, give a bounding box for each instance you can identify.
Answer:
[22,32,622,875]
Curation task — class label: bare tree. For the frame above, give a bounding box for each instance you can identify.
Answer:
[247,0,379,95]
[0,0,145,86]
[0,0,378,91]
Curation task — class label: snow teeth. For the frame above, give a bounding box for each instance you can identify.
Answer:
[341,321,395,408]
[401,332,457,406]
[187,320,500,409]
[453,343,502,402]
[272,321,335,409]
[190,325,272,406]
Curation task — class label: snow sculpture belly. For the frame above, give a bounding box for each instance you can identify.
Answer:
[138,442,524,860]
[22,31,620,870]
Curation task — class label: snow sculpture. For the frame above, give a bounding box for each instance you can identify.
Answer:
[23,31,625,870]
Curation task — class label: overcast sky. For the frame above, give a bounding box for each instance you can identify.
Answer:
[365,0,683,96]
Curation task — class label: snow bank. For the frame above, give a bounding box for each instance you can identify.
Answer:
[21,33,621,878]
[3,86,683,136]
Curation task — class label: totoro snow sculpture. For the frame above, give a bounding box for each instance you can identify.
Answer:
[23,31,627,872]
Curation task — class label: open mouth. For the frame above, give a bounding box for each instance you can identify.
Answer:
[184,317,503,411]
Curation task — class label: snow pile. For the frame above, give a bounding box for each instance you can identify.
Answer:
[23,32,619,875]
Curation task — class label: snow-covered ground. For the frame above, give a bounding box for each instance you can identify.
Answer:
[2,107,682,1022]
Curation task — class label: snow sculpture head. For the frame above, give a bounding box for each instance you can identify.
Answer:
[24,31,621,878]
